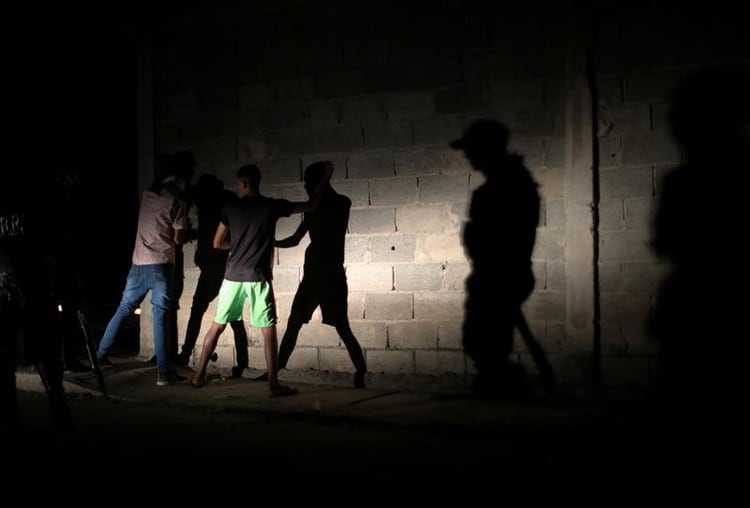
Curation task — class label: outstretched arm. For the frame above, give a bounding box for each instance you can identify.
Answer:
[276,219,309,248]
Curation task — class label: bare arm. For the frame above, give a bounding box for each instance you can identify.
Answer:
[276,219,308,248]
[213,222,231,250]
[290,160,334,214]
[173,228,185,246]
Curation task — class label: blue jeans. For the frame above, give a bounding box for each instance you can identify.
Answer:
[97,263,175,374]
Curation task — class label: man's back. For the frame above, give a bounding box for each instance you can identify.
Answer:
[223,194,292,282]
[132,189,185,266]
[303,188,350,269]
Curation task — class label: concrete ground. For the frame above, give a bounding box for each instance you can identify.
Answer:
[8,356,747,503]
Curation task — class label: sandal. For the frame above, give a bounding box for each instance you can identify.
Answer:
[270,384,298,398]
[189,375,207,388]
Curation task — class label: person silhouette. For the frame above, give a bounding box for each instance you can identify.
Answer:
[649,66,750,497]
[451,119,542,400]
[255,161,367,388]
[650,66,750,407]
[175,173,249,378]
[166,150,197,364]
[48,164,91,373]
[1,171,72,430]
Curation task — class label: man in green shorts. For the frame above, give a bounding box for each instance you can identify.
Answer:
[189,163,331,397]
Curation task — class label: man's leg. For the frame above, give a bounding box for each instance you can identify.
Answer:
[229,320,248,378]
[179,265,222,364]
[189,321,226,386]
[260,325,296,397]
[277,317,304,370]
[335,321,367,388]
[97,265,146,361]
[179,298,211,365]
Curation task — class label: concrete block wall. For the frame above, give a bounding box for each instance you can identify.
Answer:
[137,0,749,395]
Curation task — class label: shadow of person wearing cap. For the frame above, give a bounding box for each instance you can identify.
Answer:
[452,119,555,400]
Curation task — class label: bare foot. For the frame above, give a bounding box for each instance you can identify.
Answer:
[189,374,207,388]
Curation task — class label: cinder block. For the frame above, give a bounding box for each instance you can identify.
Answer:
[346,264,393,291]
[309,100,340,128]
[622,132,681,166]
[414,292,464,320]
[364,293,412,320]
[413,116,464,146]
[364,121,413,148]
[388,321,438,349]
[366,349,414,374]
[263,104,309,130]
[340,96,388,124]
[370,235,416,263]
[349,208,395,234]
[314,126,364,153]
[344,236,369,264]
[435,84,491,115]
[349,320,387,348]
[370,176,417,206]
[600,166,653,199]
[320,347,360,373]
[599,230,655,262]
[394,147,467,176]
[393,263,443,291]
[624,197,655,230]
[599,199,625,231]
[270,128,315,157]
[396,205,452,234]
[194,136,236,166]
[347,151,395,179]
[437,320,463,349]
[418,174,469,203]
[298,322,340,347]
[331,180,369,207]
[387,91,435,120]
[416,233,467,262]
[284,347,319,371]
[257,158,301,184]
[415,350,466,374]
[442,262,469,291]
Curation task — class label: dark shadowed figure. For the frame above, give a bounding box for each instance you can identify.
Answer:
[167,150,196,361]
[452,119,553,400]
[48,165,92,373]
[259,161,367,388]
[651,66,750,406]
[176,174,249,378]
[649,65,750,498]
[1,172,72,430]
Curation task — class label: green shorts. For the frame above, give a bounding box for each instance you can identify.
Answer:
[214,280,277,327]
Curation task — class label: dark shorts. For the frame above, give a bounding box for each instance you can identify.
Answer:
[290,268,348,326]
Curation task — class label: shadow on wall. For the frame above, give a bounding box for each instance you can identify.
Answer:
[649,64,750,407]
[452,119,557,401]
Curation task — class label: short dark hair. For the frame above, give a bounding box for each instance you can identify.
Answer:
[237,164,261,189]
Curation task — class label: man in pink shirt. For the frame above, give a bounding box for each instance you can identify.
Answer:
[96,169,187,386]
